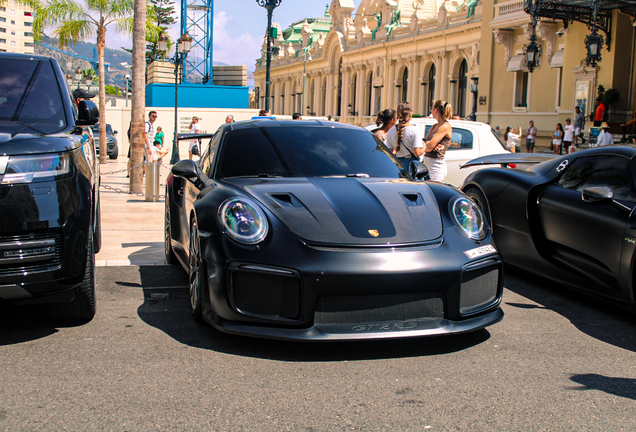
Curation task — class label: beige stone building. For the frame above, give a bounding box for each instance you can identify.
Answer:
[254,0,636,145]
[0,0,34,54]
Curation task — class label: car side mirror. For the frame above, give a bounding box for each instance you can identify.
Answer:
[409,160,429,181]
[171,159,199,180]
[114,130,118,135]
[76,100,99,126]
[581,186,613,202]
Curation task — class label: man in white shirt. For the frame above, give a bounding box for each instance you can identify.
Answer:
[145,111,158,161]
[597,122,613,146]
[563,118,574,153]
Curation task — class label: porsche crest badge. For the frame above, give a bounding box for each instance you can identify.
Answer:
[368,230,379,237]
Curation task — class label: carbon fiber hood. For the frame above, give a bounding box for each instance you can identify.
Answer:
[236,177,443,245]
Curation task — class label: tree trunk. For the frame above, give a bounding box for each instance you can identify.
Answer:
[130,0,147,193]
[97,25,108,164]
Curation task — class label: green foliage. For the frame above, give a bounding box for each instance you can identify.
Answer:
[105,85,120,95]
[603,88,619,105]
[412,114,422,118]
[147,0,176,63]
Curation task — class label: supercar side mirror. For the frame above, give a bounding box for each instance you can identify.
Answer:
[171,159,199,180]
[409,160,429,181]
[581,186,613,203]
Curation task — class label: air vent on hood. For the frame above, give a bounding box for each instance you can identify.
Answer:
[401,193,423,207]
[269,193,303,208]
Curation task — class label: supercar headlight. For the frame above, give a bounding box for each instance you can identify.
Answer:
[0,153,71,184]
[451,197,486,241]
[219,197,268,245]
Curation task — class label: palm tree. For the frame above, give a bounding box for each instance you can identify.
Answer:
[129,0,147,193]
[35,0,134,164]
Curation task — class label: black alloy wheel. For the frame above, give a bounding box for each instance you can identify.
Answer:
[164,188,179,265]
[189,219,204,323]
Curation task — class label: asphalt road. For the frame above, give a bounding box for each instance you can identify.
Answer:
[1,265,635,431]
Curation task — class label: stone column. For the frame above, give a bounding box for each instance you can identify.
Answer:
[440,52,449,102]
[386,61,395,110]
[355,67,364,120]
[341,67,351,118]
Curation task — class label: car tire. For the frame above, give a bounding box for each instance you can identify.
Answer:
[49,229,97,322]
[93,197,102,254]
[109,145,119,160]
[189,219,204,323]
[164,189,179,265]
[465,187,492,228]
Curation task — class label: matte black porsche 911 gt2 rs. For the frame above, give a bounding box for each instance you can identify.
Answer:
[461,146,636,312]
[165,120,503,340]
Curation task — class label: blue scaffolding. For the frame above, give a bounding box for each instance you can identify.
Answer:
[180,0,214,84]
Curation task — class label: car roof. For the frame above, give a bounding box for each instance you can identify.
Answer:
[226,119,362,132]
[0,52,53,61]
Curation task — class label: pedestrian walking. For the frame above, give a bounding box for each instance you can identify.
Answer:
[385,102,424,169]
[563,118,573,154]
[188,116,200,160]
[552,123,563,155]
[574,106,586,146]
[526,120,537,153]
[373,108,396,142]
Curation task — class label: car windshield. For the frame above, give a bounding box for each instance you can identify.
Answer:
[0,58,67,133]
[217,125,407,179]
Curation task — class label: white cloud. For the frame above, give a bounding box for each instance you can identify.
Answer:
[213,11,262,68]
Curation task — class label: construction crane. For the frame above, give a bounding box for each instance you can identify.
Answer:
[37,43,110,71]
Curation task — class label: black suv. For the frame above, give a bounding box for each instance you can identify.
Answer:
[0,53,101,321]
[92,123,119,159]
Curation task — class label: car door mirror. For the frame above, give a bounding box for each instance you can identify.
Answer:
[409,160,429,181]
[76,100,99,126]
[172,160,199,180]
[581,186,613,202]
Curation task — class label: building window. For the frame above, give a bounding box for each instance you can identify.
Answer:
[457,59,468,118]
[0,7,5,11]
[11,20,15,25]
[10,30,15,35]
[514,71,529,109]
[0,28,5,33]
[0,18,5,22]
[0,39,5,43]
[24,32,32,36]
[10,9,15,14]
[351,74,357,115]
[24,42,33,47]
[0,49,5,52]
[10,40,15,45]
[556,67,563,109]
[24,11,32,16]
[25,22,32,27]
[401,67,408,103]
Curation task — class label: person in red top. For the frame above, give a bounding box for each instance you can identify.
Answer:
[594,98,606,127]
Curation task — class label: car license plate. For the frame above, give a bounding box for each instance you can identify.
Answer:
[464,245,497,259]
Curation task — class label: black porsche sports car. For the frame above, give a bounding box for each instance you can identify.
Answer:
[461,146,636,312]
[165,120,504,340]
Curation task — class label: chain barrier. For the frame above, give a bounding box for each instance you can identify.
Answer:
[99,161,170,199]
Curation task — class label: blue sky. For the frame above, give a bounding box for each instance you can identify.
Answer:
[106,0,332,69]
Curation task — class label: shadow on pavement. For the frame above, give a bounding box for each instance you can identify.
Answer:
[569,374,636,400]
[135,266,492,361]
[122,242,164,263]
[503,265,636,353]
[0,303,67,345]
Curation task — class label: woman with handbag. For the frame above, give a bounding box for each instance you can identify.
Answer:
[188,116,200,160]
[422,100,453,182]
[385,102,424,169]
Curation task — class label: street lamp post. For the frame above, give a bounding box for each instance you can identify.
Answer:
[302,50,312,116]
[158,32,193,165]
[257,0,282,113]
[120,62,133,107]
[74,68,82,89]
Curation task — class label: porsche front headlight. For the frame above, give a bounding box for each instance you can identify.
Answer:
[219,197,268,245]
[451,197,486,241]
[0,153,71,184]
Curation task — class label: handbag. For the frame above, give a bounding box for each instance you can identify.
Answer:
[191,144,199,156]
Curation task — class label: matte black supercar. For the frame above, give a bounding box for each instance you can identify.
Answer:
[462,146,636,312]
[165,120,503,340]
[0,53,100,321]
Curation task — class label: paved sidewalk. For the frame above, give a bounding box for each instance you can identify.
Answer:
[95,148,190,267]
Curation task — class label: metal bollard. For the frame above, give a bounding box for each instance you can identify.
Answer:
[145,162,160,202]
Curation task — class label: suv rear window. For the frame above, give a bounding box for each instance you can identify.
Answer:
[0,58,67,132]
